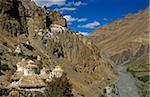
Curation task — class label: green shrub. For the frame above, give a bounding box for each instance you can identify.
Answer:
[137,75,149,83]
[138,90,148,97]
[45,74,74,97]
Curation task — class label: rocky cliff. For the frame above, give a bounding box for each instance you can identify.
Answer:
[90,8,149,66]
[0,0,117,97]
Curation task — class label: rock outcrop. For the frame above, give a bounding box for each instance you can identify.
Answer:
[0,0,116,97]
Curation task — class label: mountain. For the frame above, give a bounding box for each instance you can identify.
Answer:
[90,8,149,97]
[90,8,149,66]
[0,0,117,97]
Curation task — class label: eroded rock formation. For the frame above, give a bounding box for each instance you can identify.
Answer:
[0,0,117,97]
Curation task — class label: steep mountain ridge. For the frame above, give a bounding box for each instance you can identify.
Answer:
[90,8,149,97]
[0,0,116,97]
[90,8,149,66]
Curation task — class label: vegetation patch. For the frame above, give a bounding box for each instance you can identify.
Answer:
[127,65,149,73]
[45,74,74,97]
[127,64,149,83]
[137,75,149,83]
[138,90,148,97]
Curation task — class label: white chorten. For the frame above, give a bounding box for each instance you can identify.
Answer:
[51,66,63,78]
[14,46,21,54]
[39,67,49,80]
[16,62,24,72]
[24,60,38,76]
[16,58,26,72]
[105,86,113,97]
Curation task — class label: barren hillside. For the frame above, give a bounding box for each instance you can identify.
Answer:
[0,0,117,97]
[90,8,149,97]
[90,8,149,66]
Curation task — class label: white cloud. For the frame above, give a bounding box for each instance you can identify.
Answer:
[68,22,72,25]
[64,15,76,22]
[66,1,87,6]
[33,0,87,7]
[33,0,66,7]
[77,18,87,22]
[103,18,113,21]
[103,18,108,21]
[63,15,87,23]
[74,1,82,6]
[79,31,89,36]
[78,21,100,29]
[55,7,77,11]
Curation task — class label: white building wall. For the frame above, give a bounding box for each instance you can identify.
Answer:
[49,72,54,79]
[24,68,35,76]
[17,66,24,72]
[52,71,63,78]
[105,86,113,97]
[14,47,21,54]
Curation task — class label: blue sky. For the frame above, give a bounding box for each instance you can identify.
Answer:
[34,0,149,35]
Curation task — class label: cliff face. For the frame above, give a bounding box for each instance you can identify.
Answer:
[0,0,116,97]
[90,8,149,66]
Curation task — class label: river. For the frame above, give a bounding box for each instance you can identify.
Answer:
[116,65,140,97]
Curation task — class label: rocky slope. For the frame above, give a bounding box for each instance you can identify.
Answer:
[0,0,117,97]
[90,8,149,66]
[90,8,149,97]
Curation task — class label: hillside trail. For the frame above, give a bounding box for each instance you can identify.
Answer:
[116,65,140,97]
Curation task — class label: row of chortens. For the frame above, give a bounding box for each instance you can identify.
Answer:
[9,58,64,92]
